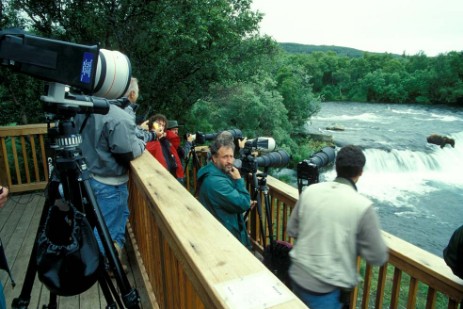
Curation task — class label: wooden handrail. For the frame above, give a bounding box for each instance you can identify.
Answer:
[128,152,306,308]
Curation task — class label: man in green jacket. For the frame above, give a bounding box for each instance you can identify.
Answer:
[197,131,252,250]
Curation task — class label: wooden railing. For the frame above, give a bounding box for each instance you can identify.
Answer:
[2,124,463,308]
[0,124,49,193]
[243,175,463,308]
[128,152,306,308]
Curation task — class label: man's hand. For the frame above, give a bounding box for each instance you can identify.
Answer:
[0,186,9,209]
[238,137,248,149]
[228,166,241,180]
[140,120,150,131]
[250,200,257,210]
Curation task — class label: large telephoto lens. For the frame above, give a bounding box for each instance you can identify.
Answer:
[255,150,290,168]
[93,49,132,99]
[308,146,335,168]
[225,129,243,140]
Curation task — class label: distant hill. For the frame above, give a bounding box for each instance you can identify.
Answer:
[279,42,400,57]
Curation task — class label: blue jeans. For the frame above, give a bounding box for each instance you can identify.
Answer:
[291,281,342,309]
[89,178,129,255]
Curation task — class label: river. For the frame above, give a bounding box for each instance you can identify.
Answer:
[285,101,463,257]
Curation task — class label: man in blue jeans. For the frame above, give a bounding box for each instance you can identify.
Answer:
[76,102,145,270]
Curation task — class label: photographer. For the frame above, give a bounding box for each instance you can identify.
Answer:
[287,145,388,309]
[166,120,193,162]
[145,114,185,182]
[196,131,253,250]
[123,77,156,143]
[75,102,145,271]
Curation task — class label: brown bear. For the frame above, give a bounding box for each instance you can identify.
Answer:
[427,134,455,148]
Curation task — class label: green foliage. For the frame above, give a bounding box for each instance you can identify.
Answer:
[185,80,293,147]
[1,0,279,124]
[279,43,390,58]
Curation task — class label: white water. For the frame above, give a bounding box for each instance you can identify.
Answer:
[301,102,463,256]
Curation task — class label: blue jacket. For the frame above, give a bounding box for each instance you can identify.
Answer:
[197,162,251,249]
[75,104,145,179]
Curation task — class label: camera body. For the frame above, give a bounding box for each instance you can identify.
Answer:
[0,29,132,115]
[239,137,290,174]
[297,146,336,193]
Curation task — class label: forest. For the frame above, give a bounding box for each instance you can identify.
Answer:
[1,0,462,163]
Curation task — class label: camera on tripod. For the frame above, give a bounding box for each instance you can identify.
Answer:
[239,136,291,175]
[297,146,336,193]
[186,128,243,145]
[2,30,142,308]
[0,29,131,116]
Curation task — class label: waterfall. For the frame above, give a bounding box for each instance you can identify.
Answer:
[321,131,463,209]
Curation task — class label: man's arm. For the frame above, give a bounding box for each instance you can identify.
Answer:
[287,201,300,238]
[208,176,250,214]
[357,206,389,266]
[109,115,146,165]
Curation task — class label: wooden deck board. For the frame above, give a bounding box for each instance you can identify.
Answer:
[0,192,152,308]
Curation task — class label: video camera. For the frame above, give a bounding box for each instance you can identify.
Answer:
[297,146,335,193]
[0,29,132,116]
[186,128,243,145]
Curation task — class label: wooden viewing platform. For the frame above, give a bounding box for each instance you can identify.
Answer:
[1,124,463,309]
[0,192,154,308]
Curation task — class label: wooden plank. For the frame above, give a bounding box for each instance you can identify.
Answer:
[390,267,403,309]
[0,193,152,308]
[39,135,49,182]
[11,137,21,185]
[425,286,437,309]
[29,135,40,182]
[407,277,419,308]
[375,263,388,309]
[361,264,373,309]
[0,124,48,137]
[4,194,46,308]
[126,224,158,308]
[20,136,31,184]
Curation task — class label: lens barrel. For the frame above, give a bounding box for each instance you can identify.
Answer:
[308,146,335,168]
[93,49,132,99]
[255,150,290,168]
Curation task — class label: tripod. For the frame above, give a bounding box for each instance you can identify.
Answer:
[12,114,140,308]
[246,167,292,287]
[247,170,270,248]
[185,142,204,195]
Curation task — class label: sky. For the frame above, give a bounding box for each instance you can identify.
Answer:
[250,0,463,56]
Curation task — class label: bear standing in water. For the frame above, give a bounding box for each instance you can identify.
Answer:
[427,134,455,148]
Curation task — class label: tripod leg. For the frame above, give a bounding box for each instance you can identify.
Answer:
[82,179,140,309]
[11,182,58,309]
[96,264,120,309]
[43,293,57,309]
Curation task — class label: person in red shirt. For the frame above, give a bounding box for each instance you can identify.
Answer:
[146,114,185,182]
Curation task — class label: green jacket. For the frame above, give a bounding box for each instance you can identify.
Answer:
[197,162,251,249]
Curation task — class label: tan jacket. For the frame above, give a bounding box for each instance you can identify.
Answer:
[287,177,388,292]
